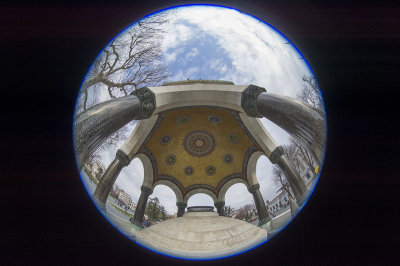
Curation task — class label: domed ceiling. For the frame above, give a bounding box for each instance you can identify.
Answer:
[138,107,261,197]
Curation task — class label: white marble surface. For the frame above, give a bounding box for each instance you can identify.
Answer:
[134,212,268,259]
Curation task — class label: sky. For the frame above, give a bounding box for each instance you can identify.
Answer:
[78,5,317,215]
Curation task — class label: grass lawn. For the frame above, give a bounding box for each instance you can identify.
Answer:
[110,203,134,218]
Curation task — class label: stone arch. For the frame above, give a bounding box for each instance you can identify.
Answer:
[135,153,153,189]
[184,188,217,204]
[153,180,184,203]
[247,151,264,187]
[217,178,249,202]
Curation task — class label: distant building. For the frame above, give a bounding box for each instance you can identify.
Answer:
[266,188,290,217]
[118,190,132,206]
[295,155,318,186]
[127,202,136,212]
[289,149,319,187]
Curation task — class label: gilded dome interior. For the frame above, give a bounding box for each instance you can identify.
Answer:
[139,107,259,196]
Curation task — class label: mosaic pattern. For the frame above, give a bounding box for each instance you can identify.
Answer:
[176,115,190,124]
[224,154,234,164]
[208,115,222,124]
[184,166,194,176]
[227,133,239,144]
[184,130,215,157]
[166,154,176,165]
[205,165,216,176]
[160,134,171,144]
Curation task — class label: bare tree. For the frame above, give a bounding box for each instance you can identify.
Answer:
[297,75,323,111]
[295,75,326,164]
[77,12,171,113]
[282,144,301,172]
[272,166,294,199]
[234,204,256,222]
[224,205,235,217]
[289,137,316,173]
[84,121,134,170]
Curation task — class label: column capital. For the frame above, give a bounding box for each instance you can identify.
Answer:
[214,201,225,208]
[116,149,131,167]
[248,183,260,194]
[270,146,284,164]
[130,87,156,120]
[140,185,153,195]
[176,202,187,208]
[241,84,266,118]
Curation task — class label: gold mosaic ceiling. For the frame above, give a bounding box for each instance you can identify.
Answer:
[141,107,258,195]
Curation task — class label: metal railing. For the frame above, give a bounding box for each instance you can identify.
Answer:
[187,206,215,212]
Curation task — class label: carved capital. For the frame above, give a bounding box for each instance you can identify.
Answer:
[140,185,153,195]
[270,146,284,164]
[248,183,260,194]
[131,87,156,120]
[116,149,131,167]
[241,84,266,117]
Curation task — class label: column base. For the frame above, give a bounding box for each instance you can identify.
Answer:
[91,194,107,212]
[258,217,271,227]
[131,219,144,229]
[130,222,144,233]
[296,188,312,207]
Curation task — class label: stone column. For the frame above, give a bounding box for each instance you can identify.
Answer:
[248,184,271,226]
[74,87,155,168]
[131,186,153,228]
[214,201,225,216]
[241,85,326,164]
[257,92,326,164]
[176,202,187,217]
[92,150,131,210]
[270,146,308,206]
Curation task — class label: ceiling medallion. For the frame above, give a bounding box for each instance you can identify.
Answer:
[208,115,221,124]
[176,115,190,124]
[184,166,194,176]
[227,133,239,144]
[184,130,216,157]
[160,134,171,144]
[205,165,216,176]
[166,154,176,165]
[224,154,234,164]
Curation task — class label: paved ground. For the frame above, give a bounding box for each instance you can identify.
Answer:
[134,212,268,259]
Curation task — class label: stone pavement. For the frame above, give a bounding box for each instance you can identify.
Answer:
[134,212,268,259]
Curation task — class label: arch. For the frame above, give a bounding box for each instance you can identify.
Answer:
[135,153,153,189]
[247,151,264,187]
[153,179,184,203]
[217,178,249,202]
[184,188,217,203]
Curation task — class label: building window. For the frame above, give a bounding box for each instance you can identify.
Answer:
[306,173,311,179]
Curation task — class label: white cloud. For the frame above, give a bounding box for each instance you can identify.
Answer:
[162,23,194,50]
[185,47,199,60]
[163,6,312,97]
